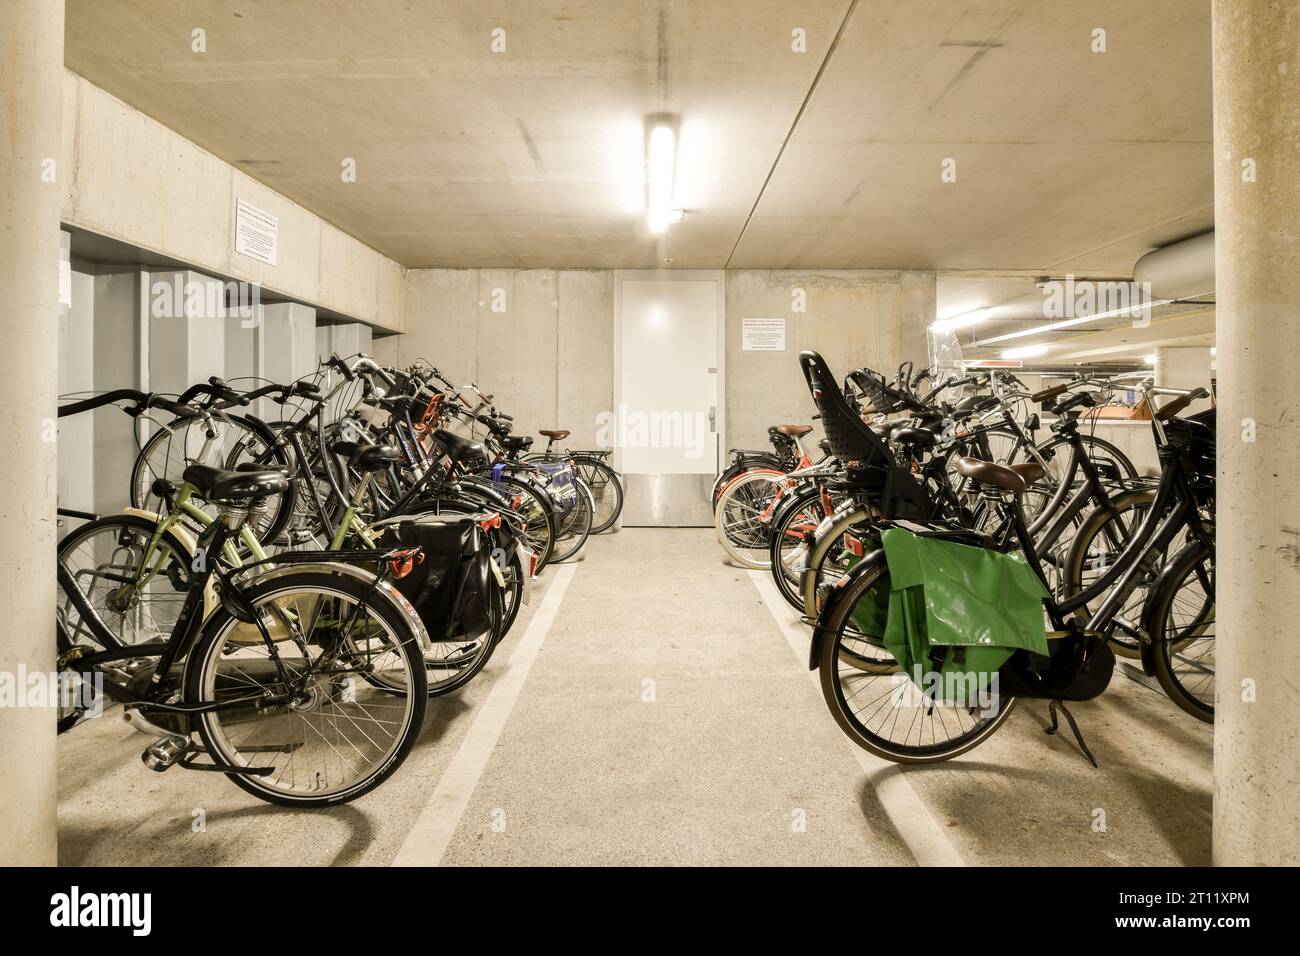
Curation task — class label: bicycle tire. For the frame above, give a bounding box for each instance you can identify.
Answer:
[184,570,427,807]
[1147,540,1215,722]
[818,557,1018,763]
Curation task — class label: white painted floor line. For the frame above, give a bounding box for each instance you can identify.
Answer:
[748,569,967,867]
[392,563,578,867]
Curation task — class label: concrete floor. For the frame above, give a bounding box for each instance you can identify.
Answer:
[57,529,1212,866]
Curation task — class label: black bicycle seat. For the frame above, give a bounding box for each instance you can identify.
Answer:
[183,464,289,503]
[330,440,401,472]
[433,428,487,464]
[893,427,938,450]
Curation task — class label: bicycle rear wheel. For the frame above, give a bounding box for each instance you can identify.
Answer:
[714,470,783,569]
[550,477,594,563]
[768,486,827,611]
[573,457,624,533]
[185,571,427,807]
[1147,541,1215,722]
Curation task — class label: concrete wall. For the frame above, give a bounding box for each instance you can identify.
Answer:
[725,270,935,451]
[384,268,934,454]
[60,71,405,333]
[379,269,614,449]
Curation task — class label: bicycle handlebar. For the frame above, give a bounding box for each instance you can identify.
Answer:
[58,389,196,420]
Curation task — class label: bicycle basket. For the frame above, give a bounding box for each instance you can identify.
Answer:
[1163,408,1215,503]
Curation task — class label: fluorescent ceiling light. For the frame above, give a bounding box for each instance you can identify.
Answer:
[1002,344,1049,360]
[647,124,676,234]
[1144,354,1156,365]
[973,298,1173,348]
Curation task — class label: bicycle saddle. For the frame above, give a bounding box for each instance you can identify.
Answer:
[329,440,401,473]
[953,395,1001,415]
[433,428,487,464]
[234,461,292,478]
[1010,462,1046,485]
[477,415,512,436]
[502,435,533,452]
[954,457,1029,493]
[183,464,289,503]
[775,424,813,438]
[539,429,570,440]
[893,427,938,450]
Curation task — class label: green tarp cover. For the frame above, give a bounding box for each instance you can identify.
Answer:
[850,528,1050,701]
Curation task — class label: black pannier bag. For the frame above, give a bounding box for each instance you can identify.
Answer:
[375,517,495,642]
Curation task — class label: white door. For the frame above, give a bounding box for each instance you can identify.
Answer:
[614,272,723,526]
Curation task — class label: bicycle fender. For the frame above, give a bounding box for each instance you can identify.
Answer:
[121,507,220,621]
[250,561,434,654]
[807,549,887,670]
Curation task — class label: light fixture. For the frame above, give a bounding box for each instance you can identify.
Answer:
[1143,354,1156,365]
[973,298,1173,348]
[647,123,677,234]
[1002,344,1049,360]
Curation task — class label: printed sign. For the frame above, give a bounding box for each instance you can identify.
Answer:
[742,317,786,351]
[234,198,278,266]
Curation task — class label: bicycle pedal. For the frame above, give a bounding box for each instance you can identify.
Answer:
[141,736,192,772]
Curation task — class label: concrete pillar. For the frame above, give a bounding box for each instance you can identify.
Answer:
[1212,0,1300,865]
[0,0,65,867]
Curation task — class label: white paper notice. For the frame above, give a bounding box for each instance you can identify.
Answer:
[742,317,786,351]
[234,198,279,266]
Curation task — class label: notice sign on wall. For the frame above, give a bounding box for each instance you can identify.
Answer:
[742,317,786,351]
[234,198,279,266]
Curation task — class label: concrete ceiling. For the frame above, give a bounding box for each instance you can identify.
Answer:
[65,0,1213,276]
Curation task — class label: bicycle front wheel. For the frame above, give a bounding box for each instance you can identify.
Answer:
[185,571,427,807]
[818,558,1016,763]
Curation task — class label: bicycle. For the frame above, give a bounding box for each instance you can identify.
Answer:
[802,350,1215,766]
[57,391,430,807]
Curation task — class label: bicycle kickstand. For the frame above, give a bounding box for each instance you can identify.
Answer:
[1046,699,1100,768]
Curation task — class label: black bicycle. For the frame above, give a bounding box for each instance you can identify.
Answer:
[802,351,1215,766]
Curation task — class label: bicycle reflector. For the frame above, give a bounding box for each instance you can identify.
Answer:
[510,493,524,510]
[478,512,502,531]
[387,548,424,580]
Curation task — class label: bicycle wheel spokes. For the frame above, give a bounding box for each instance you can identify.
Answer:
[198,587,418,801]
[1158,561,1215,710]
[821,564,1013,762]
[59,520,192,647]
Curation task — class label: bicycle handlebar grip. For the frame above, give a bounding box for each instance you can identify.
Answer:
[328,352,356,381]
[1154,393,1199,421]
[57,388,149,418]
[1032,382,1070,403]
